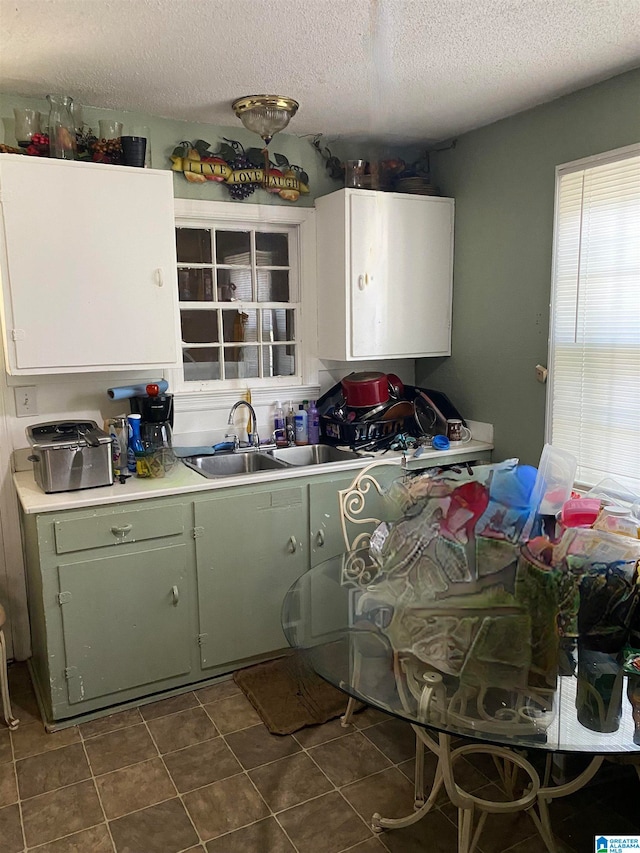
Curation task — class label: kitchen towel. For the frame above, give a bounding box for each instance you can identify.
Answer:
[173,441,236,458]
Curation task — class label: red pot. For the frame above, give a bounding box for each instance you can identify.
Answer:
[341,372,389,408]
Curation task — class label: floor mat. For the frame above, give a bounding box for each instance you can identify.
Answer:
[233,653,364,735]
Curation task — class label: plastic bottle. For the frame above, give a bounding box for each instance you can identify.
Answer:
[307,400,320,445]
[295,404,309,445]
[127,414,143,473]
[108,416,128,476]
[274,401,287,448]
[285,401,296,446]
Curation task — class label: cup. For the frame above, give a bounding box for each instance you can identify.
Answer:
[121,135,147,168]
[345,159,366,188]
[576,645,623,733]
[446,419,471,443]
[131,124,152,167]
[99,119,123,140]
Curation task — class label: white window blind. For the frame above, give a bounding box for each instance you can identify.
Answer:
[548,146,640,491]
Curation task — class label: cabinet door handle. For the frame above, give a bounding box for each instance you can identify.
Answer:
[155,268,164,288]
[357,274,366,291]
[172,585,180,606]
[288,535,297,554]
[110,523,132,536]
[316,530,325,547]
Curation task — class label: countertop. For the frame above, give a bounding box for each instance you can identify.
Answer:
[14,439,493,514]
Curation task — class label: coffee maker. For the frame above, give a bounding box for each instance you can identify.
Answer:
[129,385,175,472]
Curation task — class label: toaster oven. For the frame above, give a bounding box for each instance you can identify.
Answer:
[27,420,114,494]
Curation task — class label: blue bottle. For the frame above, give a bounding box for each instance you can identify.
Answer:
[127,414,143,473]
[307,400,320,445]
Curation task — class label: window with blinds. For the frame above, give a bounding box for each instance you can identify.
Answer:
[175,225,299,386]
[547,145,640,490]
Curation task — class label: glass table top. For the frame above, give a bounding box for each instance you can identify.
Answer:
[282,549,640,755]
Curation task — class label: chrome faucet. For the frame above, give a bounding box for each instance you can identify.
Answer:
[227,400,260,448]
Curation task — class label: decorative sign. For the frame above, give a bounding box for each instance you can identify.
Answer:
[171,138,309,202]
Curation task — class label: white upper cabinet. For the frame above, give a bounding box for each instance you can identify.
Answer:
[0,155,180,374]
[316,188,454,360]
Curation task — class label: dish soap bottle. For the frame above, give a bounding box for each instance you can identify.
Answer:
[127,414,143,474]
[295,404,308,446]
[308,400,320,445]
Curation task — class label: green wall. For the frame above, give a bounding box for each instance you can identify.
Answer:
[418,68,640,467]
[0,93,341,205]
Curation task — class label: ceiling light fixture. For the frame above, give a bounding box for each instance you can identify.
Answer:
[232,95,299,146]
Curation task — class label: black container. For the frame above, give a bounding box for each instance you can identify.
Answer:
[320,414,408,447]
[121,135,147,168]
[130,394,173,427]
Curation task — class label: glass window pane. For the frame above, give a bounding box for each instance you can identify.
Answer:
[222,309,257,343]
[256,232,289,266]
[257,269,290,302]
[181,310,219,344]
[217,267,252,302]
[176,228,212,264]
[178,269,214,301]
[183,348,220,380]
[224,346,259,379]
[215,270,237,302]
[216,231,251,264]
[261,309,294,342]
[262,345,295,377]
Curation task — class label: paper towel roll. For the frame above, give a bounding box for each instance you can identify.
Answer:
[107,380,169,400]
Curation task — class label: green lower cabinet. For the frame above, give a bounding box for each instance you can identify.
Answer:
[309,473,359,567]
[58,544,191,704]
[20,461,425,725]
[195,482,308,669]
[22,499,197,723]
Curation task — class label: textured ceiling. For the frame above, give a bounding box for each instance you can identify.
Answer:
[1,0,639,144]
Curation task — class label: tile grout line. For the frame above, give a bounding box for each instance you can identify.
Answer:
[13,700,429,853]
[194,681,330,853]
[8,722,28,853]
[137,710,206,850]
[76,727,118,853]
[196,688,380,853]
[14,731,108,852]
[283,723,386,850]
[216,725,303,853]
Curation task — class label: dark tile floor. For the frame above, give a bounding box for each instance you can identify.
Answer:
[1,661,639,852]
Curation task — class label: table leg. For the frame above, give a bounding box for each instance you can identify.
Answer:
[372,724,445,832]
[526,755,604,853]
[0,629,19,730]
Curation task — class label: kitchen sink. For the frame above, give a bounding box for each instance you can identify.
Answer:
[269,445,366,466]
[183,452,289,479]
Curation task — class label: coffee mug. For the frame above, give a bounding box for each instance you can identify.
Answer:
[446,419,471,443]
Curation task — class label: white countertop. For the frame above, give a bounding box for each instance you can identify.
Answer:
[13,439,493,514]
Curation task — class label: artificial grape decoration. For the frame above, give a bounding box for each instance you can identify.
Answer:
[227,153,259,200]
[90,137,123,165]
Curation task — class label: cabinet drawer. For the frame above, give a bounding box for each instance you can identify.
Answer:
[54,505,186,554]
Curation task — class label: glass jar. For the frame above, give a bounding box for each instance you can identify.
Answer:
[46,95,77,160]
[13,108,41,147]
[98,119,123,140]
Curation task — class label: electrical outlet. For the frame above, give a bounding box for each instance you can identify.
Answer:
[15,385,38,417]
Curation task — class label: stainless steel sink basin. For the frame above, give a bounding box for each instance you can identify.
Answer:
[183,452,289,479]
[270,445,366,466]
